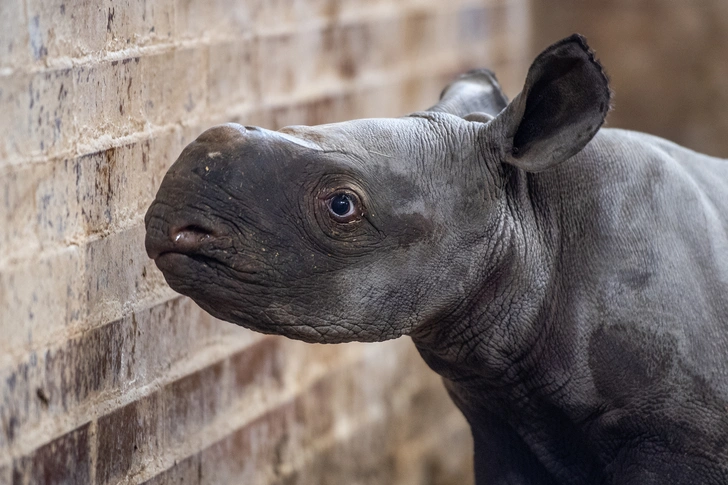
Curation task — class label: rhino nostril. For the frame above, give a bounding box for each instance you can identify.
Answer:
[170,224,216,252]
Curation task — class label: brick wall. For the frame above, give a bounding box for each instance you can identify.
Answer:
[0,1,530,483]
[532,0,728,158]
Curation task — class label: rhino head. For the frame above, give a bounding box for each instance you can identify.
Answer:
[144,34,610,344]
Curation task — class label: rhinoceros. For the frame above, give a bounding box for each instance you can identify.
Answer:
[145,34,728,484]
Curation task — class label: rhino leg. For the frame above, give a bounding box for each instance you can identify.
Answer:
[470,413,560,485]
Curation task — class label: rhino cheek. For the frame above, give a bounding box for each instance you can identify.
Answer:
[320,246,430,342]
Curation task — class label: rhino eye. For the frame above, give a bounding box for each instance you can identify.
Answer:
[327,192,360,222]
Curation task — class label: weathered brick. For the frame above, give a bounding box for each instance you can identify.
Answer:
[0,464,9,485]
[275,420,399,485]
[0,159,80,258]
[207,39,260,115]
[334,0,440,23]
[96,392,161,485]
[11,422,91,485]
[25,0,107,62]
[74,57,145,145]
[140,48,208,127]
[253,0,338,35]
[164,360,226,441]
[391,422,475,485]
[0,68,75,163]
[0,0,31,70]
[128,298,239,383]
[176,0,253,40]
[254,30,332,103]
[265,92,358,129]
[0,246,84,357]
[83,224,151,325]
[105,0,176,50]
[230,337,284,391]
[324,19,404,80]
[140,453,203,485]
[127,339,473,485]
[72,128,182,234]
[292,378,337,447]
[97,401,137,484]
[141,399,297,485]
[0,319,129,448]
[0,298,249,451]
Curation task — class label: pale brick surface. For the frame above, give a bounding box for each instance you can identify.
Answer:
[26,0,108,61]
[0,1,531,483]
[0,68,76,163]
[106,0,176,49]
[0,0,31,71]
[74,58,146,145]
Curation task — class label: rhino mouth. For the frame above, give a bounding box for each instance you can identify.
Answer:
[154,251,220,271]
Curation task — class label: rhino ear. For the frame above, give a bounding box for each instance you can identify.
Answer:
[493,34,610,172]
[428,69,508,118]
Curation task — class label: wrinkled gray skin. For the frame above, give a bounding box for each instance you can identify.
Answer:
[145,35,728,484]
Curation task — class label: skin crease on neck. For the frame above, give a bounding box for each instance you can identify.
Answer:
[145,35,728,484]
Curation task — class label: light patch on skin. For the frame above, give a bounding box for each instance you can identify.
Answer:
[208,151,222,158]
[274,129,324,150]
[392,199,427,217]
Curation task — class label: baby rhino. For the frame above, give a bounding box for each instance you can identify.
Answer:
[145,35,728,484]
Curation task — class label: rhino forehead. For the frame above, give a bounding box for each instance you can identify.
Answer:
[280,116,453,163]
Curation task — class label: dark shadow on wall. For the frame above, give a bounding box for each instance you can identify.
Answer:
[530,0,728,158]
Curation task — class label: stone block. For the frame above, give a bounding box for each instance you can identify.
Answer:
[140,48,208,127]
[0,0,31,70]
[0,159,81,258]
[0,246,84,358]
[164,362,227,442]
[207,39,260,115]
[11,422,91,485]
[176,0,254,40]
[0,68,75,163]
[25,0,107,62]
[74,57,145,146]
[105,0,176,50]
[0,317,133,450]
[96,392,166,484]
[74,128,183,236]
[83,224,151,325]
[230,337,284,392]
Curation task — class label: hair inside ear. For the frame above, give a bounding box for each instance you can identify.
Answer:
[501,34,611,172]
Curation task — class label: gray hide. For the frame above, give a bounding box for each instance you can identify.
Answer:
[145,34,728,484]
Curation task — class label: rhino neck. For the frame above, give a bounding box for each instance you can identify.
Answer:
[410,166,558,385]
[410,165,605,481]
[410,234,555,389]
